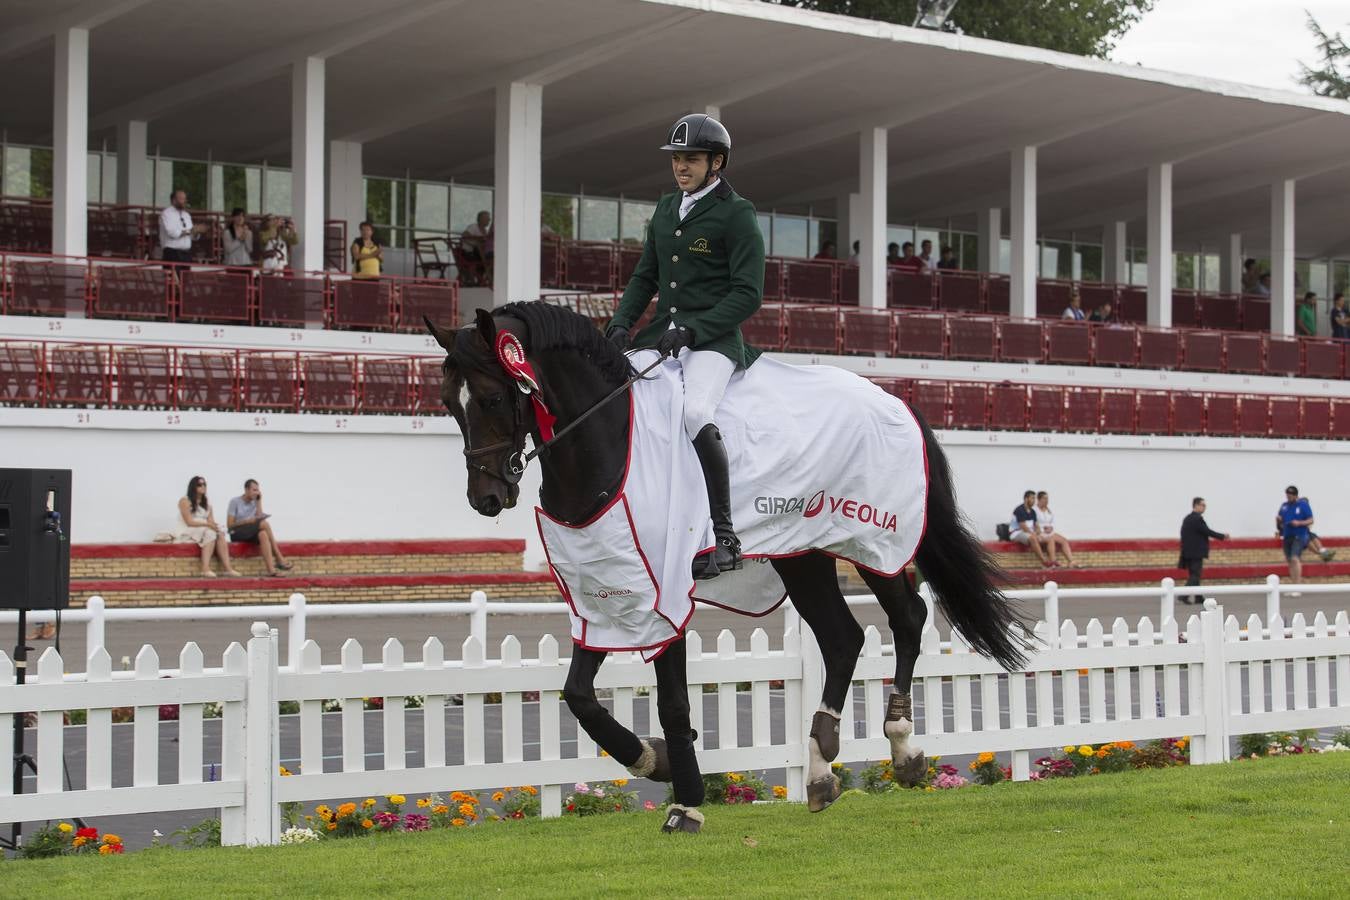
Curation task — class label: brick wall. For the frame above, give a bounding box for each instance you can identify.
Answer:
[71,551,523,580]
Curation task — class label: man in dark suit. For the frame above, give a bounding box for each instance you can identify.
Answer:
[1179,497,1228,602]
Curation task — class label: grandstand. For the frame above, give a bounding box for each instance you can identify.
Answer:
[2,0,1348,603]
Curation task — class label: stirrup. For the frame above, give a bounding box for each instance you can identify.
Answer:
[693,537,742,581]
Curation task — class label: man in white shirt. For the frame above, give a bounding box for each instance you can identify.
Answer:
[918,239,936,273]
[159,189,203,266]
[459,210,492,285]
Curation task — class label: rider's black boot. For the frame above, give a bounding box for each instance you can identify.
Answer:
[691,423,742,580]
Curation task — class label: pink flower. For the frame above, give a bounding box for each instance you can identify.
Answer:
[592,788,605,798]
[403,814,430,832]
[574,782,588,792]
[643,800,656,811]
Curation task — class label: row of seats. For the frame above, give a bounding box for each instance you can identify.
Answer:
[0,255,457,331]
[4,337,1347,441]
[736,304,1347,380]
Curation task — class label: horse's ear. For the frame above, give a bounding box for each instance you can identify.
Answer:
[474,307,497,346]
[425,315,454,350]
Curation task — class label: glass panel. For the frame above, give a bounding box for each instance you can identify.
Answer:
[998,238,1011,274]
[171,160,208,209]
[451,185,493,236]
[772,214,808,258]
[1333,261,1349,296]
[1129,246,1148,285]
[414,182,449,234]
[619,199,654,243]
[543,194,578,240]
[209,163,224,212]
[144,158,154,206]
[579,197,619,242]
[757,213,772,250]
[218,165,258,214]
[1174,253,1197,290]
[86,153,101,204]
[962,233,979,271]
[263,168,291,217]
[812,219,837,259]
[1078,244,1103,282]
[101,152,117,204]
[1201,253,1220,292]
[4,146,54,198]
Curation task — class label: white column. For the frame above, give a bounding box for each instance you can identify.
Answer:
[976,207,1000,273]
[328,140,364,254]
[53,28,89,257]
[494,81,543,307]
[858,127,887,309]
[1009,146,1037,318]
[1270,179,1295,337]
[701,104,721,120]
[291,56,326,272]
[1146,162,1173,328]
[1103,220,1128,285]
[1219,233,1242,294]
[834,192,860,261]
[115,119,148,206]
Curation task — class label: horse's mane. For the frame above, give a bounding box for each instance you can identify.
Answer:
[496,301,636,383]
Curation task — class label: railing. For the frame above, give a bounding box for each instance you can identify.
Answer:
[0,252,457,332]
[2,579,1347,846]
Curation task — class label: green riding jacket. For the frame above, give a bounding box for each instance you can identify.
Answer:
[611,178,765,368]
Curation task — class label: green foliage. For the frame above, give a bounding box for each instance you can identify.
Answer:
[859,758,902,792]
[1299,14,1350,99]
[541,195,576,239]
[1332,728,1350,749]
[667,770,773,805]
[564,780,640,816]
[761,1,1156,58]
[20,823,72,859]
[171,817,222,850]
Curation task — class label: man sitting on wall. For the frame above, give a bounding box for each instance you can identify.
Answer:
[1008,489,1051,567]
[227,479,294,576]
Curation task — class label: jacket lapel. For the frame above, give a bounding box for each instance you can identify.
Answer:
[678,178,734,228]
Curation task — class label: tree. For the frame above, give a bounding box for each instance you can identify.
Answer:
[1299,14,1350,100]
[762,1,1156,58]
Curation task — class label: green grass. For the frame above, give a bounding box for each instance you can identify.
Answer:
[10,754,1350,898]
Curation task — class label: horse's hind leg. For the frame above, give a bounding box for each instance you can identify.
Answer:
[772,552,865,812]
[563,647,646,769]
[652,636,706,833]
[858,567,929,787]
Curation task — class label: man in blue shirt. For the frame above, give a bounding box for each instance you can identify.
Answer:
[1275,485,1315,583]
[1008,490,1050,567]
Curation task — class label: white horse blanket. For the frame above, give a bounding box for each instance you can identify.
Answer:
[536,350,927,660]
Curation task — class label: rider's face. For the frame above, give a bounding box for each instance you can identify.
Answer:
[671,151,717,193]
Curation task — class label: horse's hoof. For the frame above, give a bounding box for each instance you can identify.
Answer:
[895,751,927,788]
[645,737,672,782]
[661,804,704,834]
[807,775,841,813]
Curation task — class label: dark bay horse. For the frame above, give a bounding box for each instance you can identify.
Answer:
[428,301,1027,831]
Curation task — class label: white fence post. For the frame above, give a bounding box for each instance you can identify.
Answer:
[1196,601,1229,765]
[1043,581,1059,648]
[1264,574,1281,630]
[85,595,105,660]
[470,590,488,646]
[287,593,307,669]
[243,622,279,846]
[1159,577,1175,628]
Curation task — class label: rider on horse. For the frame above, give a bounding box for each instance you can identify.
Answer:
[605,113,766,580]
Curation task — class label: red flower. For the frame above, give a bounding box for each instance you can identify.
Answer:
[566,804,575,812]
[614,804,621,810]
[76,827,98,840]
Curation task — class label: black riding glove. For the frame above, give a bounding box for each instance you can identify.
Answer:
[656,325,695,358]
[605,324,631,352]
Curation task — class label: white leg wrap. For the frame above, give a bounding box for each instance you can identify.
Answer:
[627,740,656,778]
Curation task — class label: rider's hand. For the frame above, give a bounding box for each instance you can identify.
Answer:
[656,325,695,358]
[604,324,631,352]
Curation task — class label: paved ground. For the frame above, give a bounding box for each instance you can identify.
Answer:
[5,586,1347,855]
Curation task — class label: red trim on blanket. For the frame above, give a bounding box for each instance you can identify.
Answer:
[73,539,525,559]
[73,571,555,592]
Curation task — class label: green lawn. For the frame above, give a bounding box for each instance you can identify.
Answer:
[11,754,1350,898]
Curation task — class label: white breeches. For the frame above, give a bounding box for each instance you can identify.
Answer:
[676,347,736,440]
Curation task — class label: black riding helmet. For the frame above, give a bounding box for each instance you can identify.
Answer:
[661,114,731,188]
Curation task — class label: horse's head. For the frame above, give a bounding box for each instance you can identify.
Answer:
[426,308,531,517]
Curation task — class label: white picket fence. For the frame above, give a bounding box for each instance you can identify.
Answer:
[2,597,1349,847]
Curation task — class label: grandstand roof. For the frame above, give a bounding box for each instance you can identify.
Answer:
[4,0,1349,252]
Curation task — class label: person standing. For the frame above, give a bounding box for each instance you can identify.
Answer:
[1178,497,1228,602]
[1330,292,1348,339]
[159,189,205,266]
[1276,485,1317,585]
[258,214,299,274]
[606,113,764,581]
[1297,292,1318,337]
[350,221,383,279]
[222,208,254,267]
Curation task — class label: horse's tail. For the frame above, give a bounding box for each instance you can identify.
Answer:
[912,411,1031,670]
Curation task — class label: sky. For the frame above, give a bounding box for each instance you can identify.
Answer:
[1111,0,1348,94]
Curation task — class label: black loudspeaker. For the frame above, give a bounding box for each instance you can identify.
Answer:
[0,468,72,611]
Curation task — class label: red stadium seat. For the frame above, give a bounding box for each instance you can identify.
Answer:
[332,279,395,330]
[178,268,251,323]
[783,260,837,304]
[46,345,109,406]
[1171,393,1205,435]
[93,264,170,320]
[988,383,1028,430]
[10,260,88,315]
[1223,333,1263,374]
[936,270,982,312]
[997,319,1044,362]
[114,348,173,408]
[1078,283,1117,318]
[1036,280,1073,318]
[1302,340,1343,379]
[1240,298,1270,332]
[1063,388,1101,432]
[948,316,997,361]
[177,352,238,411]
[1092,325,1138,367]
[1196,293,1241,330]
[762,259,783,302]
[415,360,444,414]
[1135,391,1171,435]
[887,269,934,309]
[397,279,458,332]
[948,383,987,429]
[301,357,358,412]
[839,265,859,306]
[908,381,949,428]
[984,275,1010,316]
[841,308,894,355]
[741,304,784,351]
[1170,290,1198,328]
[563,242,616,292]
[870,378,909,402]
[1116,288,1146,323]
[1205,394,1238,436]
[1265,337,1300,376]
[1028,385,1064,431]
[87,207,145,259]
[1268,397,1300,438]
[1333,401,1350,440]
[894,312,945,358]
[540,240,562,289]
[617,246,643,288]
[1046,322,1092,365]
[242,354,299,411]
[1181,330,1223,372]
[784,306,839,353]
[0,344,45,405]
[1139,329,1181,369]
[1301,398,1331,439]
[1237,395,1269,437]
[359,359,414,413]
[257,273,327,326]
[1101,390,1136,433]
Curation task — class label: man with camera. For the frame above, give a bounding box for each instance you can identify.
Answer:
[158,188,209,267]
[227,479,293,576]
[258,214,299,274]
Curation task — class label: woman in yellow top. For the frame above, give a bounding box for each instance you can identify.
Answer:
[351,221,383,278]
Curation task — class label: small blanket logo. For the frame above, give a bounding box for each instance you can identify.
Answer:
[754,488,897,532]
[688,237,711,254]
[583,587,635,600]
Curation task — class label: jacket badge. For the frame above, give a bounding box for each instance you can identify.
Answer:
[689,237,711,254]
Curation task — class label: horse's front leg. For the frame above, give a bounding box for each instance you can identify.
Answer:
[563,647,645,767]
[861,569,929,788]
[652,637,706,833]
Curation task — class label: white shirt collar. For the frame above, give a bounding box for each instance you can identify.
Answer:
[679,177,719,219]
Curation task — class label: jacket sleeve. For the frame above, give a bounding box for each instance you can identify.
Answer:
[1206,522,1226,540]
[683,201,764,343]
[612,217,659,330]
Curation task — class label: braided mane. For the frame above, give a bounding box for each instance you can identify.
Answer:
[496,300,636,383]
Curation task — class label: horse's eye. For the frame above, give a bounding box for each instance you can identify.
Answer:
[481,394,506,410]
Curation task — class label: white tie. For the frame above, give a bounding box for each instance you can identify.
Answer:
[679,194,696,220]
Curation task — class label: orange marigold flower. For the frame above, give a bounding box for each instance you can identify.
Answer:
[102,833,122,845]
[976,751,995,764]
[361,819,373,829]
[772,785,788,799]
[337,802,357,817]
[458,802,475,816]
[362,798,376,808]
[433,805,450,815]
[72,836,88,848]
[417,798,431,808]
[1096,749,1109,758]
[451,818,466,827]
[612,778,629,788]
[492,791,505,803]
[522,786,538,796]
[327,823,337,831]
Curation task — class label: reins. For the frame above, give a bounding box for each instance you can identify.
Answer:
[522,354,664,463]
